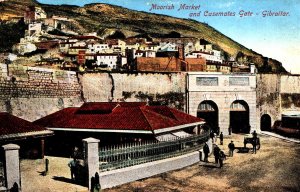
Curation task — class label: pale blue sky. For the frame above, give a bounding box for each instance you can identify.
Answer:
[39,0,300,74]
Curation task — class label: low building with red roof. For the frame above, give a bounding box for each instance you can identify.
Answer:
[34,102,205,154]
[0,112,53,158]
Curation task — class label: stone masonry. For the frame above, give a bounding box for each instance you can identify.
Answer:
[187,72,257,135]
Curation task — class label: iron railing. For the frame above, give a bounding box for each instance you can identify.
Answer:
[99,131,209,172]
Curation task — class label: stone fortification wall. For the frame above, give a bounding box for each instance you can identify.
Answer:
[280,75,300,112]
[79,72,186,111]
[256,74,300,128]
[256,74,281,127]
[0,64,83,121]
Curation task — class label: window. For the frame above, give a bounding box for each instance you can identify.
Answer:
[229,77,249,86]
[199,103,215,111]
[196,77,218,86]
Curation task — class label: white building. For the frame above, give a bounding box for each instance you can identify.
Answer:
[186,51,222,63]
[87,43,110,54]
[96,53,120,69]
[187,72,257,135]
[159,42,177,52]
[35,7,47,20]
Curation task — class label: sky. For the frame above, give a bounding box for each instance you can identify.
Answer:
[38,0,300,74]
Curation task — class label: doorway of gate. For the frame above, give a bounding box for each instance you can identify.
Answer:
[261,114,271,131]
[197,100,219,134]
[230,100,250,133]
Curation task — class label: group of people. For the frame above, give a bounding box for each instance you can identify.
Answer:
[203,130,258,168]
[203,141,227,168]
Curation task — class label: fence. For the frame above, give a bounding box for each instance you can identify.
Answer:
[99,131,209,172]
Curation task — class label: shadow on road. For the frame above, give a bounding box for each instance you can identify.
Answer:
[52,176,87,188]
[52,176,74,184]
[199,163,220,169]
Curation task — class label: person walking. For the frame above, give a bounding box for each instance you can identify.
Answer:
[213,145,220,164]
[228,140,235,157]
[220,132,223,145]
[228,126,232,135]
[203,142,210,162]
[219,150,226,168]
[210,131,215,141]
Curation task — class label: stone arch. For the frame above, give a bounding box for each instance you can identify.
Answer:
[197,100,219,133]
[230,100,250,133]
[261,114,272,131]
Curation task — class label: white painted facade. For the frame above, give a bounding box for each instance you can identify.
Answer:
[159,42,177,52]
[187,72,257,135]
[87,43,110,54]
[28,22,42,35]
[186,51,222,63]
[35,7,47,20]
[96,54,119,69]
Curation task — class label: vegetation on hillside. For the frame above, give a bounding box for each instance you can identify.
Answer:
[0,20,27,52]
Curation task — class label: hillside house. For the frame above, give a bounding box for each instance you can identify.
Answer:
[24,6,47,24]
[95,53,124,69]
[87,42,110,54]
[186,51,222,64]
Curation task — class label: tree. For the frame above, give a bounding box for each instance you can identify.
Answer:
[107,30,126,39]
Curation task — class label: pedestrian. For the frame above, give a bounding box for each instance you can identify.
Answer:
[220,132,223,145]
[68,158,77,181]
[214,132,217,143]
[73,146,79,159]
[252,130,257,139]
[203,142,210,162]
[228,126,232,135]
[219,150,226,168]
[94,172,100,192]
[213,144,220,164]
[228,140,235,157]
[210,131,215,140]
[252,137,257,154]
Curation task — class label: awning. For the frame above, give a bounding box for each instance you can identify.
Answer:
[172,130,192,138]
[155,131,193,141]
[155,133,178,141]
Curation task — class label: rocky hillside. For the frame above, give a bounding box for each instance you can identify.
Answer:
[0,0,287,73]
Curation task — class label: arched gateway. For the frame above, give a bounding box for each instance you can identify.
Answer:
[197,100,219,133]
[261,114,271,131]
[230,100,250,133]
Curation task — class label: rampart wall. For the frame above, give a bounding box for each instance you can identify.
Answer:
[79,72,187,111]
[0,64,83,121]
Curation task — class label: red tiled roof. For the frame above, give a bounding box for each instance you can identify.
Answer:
[34,102,204,132]
[0,113,53,140]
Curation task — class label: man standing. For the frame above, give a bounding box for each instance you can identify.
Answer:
[220,132,224,145]
[252,130,258,154]
[213,145,220,164]
[68,158,78,181]
[228,140,235,157]
[219,150,226,168]
[203,142,210,162]
[252,130,257,139]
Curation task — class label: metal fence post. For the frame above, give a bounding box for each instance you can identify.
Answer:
[82,138,100,190]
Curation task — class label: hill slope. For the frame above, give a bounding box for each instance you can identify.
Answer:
[0,0,287,73]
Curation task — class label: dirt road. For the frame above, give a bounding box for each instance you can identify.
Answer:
[103,134,300,192]
[20,134,300,192]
